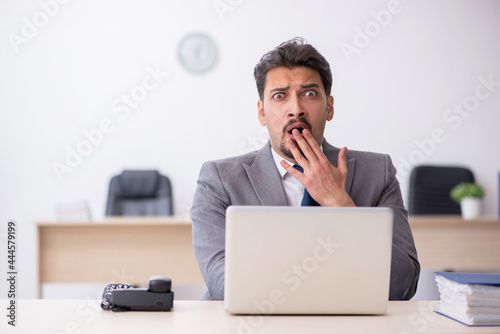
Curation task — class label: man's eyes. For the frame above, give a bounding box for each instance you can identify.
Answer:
[272,90,317,100]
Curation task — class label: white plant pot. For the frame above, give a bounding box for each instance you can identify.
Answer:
[460,197,481,220]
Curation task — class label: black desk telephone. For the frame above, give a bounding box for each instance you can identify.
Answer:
[101,276,174,311]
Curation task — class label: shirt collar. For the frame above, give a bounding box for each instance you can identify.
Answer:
[271,147,292,179]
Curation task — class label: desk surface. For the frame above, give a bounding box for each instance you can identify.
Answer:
[1,300,498,334]
[35,215,500,226]
[36,215,192,226]
[409,215,500,225]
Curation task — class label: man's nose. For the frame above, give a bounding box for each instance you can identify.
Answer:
[287,95,306,118]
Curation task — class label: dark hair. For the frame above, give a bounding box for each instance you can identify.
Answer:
[253,37,332,101]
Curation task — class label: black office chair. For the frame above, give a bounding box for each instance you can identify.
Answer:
[105,170,173,216]
[408,165,475,215]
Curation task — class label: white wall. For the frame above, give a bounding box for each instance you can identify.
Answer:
[0,0,499,298]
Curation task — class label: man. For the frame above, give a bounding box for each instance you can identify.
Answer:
[190,37,420,301]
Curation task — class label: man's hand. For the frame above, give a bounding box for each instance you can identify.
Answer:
[280,128,356,207]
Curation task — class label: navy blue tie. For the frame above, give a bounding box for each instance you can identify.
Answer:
[293,165,320,206]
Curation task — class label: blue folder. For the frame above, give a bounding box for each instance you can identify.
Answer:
[435,271,500,286]
[435,271,500,326]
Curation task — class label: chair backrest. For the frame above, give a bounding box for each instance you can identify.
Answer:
[408,165,475,215]
[105,170,173,216]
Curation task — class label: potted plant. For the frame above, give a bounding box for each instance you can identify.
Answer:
[450,182,485,220]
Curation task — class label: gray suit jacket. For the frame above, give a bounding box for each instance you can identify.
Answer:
[190,140,420,301]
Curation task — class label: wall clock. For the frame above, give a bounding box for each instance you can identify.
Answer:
[177,33,218,73]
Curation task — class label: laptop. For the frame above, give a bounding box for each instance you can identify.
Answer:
[224,206,393,315]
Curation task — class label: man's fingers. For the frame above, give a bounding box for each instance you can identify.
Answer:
[338,146,348,173]
[287,137,308,167]
[291,129,317,162]
[280,160,303,180]
[301,129,323,159]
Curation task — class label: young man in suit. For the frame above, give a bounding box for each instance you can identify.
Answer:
[190,37,420,301]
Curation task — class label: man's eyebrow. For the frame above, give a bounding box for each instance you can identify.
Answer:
[300,83,320,89]
[268,83,321,94]
[269,86,290,94]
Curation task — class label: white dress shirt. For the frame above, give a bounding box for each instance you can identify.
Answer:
[270,148,305,207]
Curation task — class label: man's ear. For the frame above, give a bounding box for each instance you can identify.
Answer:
[327,96,334,121]
[257,100,266,126]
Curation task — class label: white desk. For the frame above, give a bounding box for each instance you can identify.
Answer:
[1,300,498,334]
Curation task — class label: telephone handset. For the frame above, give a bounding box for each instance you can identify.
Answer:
[101,275,174,311]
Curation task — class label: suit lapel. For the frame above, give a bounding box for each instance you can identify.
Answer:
[323,140,356,195]
[243,143,288,206]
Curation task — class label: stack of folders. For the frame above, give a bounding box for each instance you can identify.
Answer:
[434,271,500,326]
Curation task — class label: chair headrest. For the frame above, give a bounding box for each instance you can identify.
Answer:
[119,170,160,198]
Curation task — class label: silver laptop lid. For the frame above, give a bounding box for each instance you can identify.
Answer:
[224,206,393,314]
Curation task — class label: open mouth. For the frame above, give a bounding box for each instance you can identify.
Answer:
[288,127,304,135]
[286,122,308,137]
